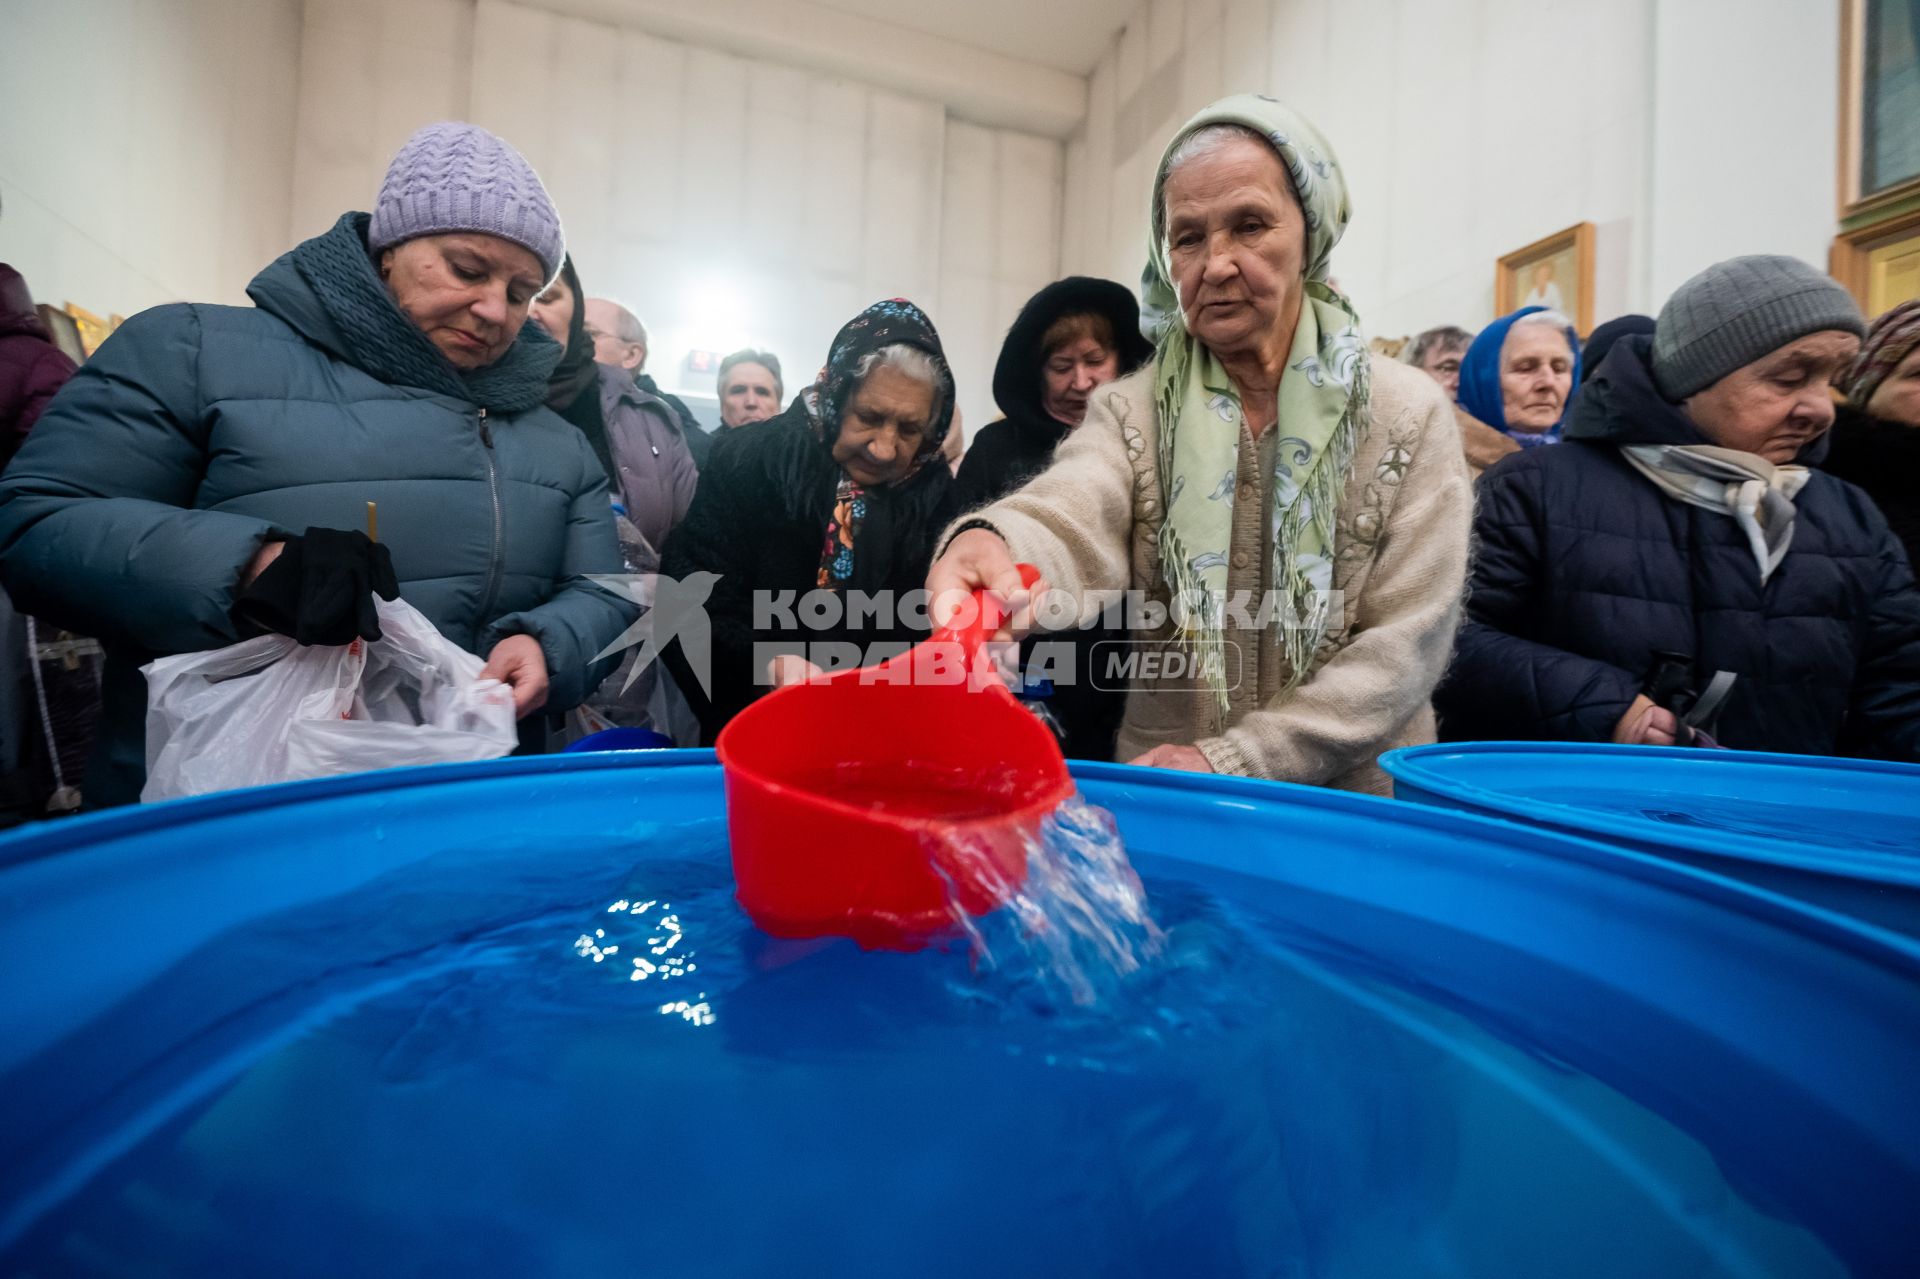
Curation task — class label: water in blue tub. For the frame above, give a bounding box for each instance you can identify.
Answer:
[2,797,1847,1278]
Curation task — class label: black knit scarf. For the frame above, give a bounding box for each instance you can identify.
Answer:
[544,255,600,412]
[289,212,560,414]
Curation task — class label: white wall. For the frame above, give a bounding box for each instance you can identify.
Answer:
[1062,0,1844,340]
[939,122,1065,445]
[1647,0,1841,303]
[5,0,1845,406]
[290,0,1065,436]
[0,0,303,317]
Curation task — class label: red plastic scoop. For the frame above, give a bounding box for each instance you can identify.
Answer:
[717,565,1072,950]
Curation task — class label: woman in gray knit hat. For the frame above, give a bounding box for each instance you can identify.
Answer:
[0,122,637,807]
[1437,254,1920,760]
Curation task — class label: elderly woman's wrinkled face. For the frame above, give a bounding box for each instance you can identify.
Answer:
[1685,331,1860,464]
[1042,333,1121,426]
[1499,324,1576,432]
[1164,135,1307,362]
[379,234,545,369]
[1865,345,1920,427]
[834,364,935,487]
[529,274,575,349]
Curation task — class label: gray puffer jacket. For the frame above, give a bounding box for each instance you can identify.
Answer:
[0,212,637,806]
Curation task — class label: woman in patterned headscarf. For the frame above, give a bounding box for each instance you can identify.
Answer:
[928,95,1472,793]
[661,299,961,742]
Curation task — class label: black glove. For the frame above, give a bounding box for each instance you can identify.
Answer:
[234,527,400,646]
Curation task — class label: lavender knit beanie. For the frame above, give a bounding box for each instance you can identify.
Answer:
[367,122,565,282]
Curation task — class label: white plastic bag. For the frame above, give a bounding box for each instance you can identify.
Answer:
[140,597,518,802]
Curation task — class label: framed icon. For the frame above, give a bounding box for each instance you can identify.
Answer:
[1496,222,1595,336]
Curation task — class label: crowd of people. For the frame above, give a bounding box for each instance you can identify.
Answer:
[1,96,1916,817]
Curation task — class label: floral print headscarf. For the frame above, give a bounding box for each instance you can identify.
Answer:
[807,299,955,591]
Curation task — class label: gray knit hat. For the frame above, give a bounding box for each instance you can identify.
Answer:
[367,122,565,282]
[1652,255,1864,400]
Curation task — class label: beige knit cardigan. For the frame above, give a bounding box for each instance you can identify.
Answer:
[946,355,1473,795]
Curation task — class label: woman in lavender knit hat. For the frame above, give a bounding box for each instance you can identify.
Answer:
[0,122,637,808]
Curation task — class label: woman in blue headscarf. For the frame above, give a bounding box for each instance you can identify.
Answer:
[1454,306,1582,479]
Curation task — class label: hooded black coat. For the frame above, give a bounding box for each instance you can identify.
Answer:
[954,277,1155,511]
[951,277,1153,760]
[1436,335,1920,760]
[1821,401,1920,569]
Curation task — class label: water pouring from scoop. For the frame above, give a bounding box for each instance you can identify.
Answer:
[718,565,1073,950]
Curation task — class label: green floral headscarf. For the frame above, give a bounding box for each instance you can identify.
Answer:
[1141,95,1368,712]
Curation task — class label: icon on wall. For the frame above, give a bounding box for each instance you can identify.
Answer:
[1496,222,1596,336]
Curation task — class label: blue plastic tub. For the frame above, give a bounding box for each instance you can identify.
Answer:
[1,754,1915,1277]
[1382,743,1920,938]
[560,727,674,753]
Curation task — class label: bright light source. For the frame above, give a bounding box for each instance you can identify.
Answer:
[684,271,748,346]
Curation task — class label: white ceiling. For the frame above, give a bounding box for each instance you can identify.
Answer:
[530,0,1102,134]
[810,0,1133,75]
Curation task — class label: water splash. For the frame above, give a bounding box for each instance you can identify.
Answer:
[947,792,1165,1009]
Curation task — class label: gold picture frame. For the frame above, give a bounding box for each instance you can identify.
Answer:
[1496,222,1595,337]
[65,303,110,357]
[1838,0,1920,221]
[1831,204,1920,314]
[1835,0,1920,311]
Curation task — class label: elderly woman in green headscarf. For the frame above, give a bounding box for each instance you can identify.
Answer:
[928,96,1472,792]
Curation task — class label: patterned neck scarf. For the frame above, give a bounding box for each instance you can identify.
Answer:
[817,480,868,589]
[1621,445,1811,584]
[543,255,601,413]
[806,299,955,591]
[1140,95,1367,708]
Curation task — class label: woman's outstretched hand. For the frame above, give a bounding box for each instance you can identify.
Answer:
[926,528,1045,643]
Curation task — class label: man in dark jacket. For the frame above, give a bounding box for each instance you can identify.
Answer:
[1438,256,1920,760]
[0,123,636,806]
[583,296,715,469]
[953,277,1152,759]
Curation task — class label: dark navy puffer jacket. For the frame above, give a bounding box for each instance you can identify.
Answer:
[1436,335,1920,760]
[0,214,637,805]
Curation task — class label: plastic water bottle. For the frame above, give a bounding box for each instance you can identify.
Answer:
[1017,674,1068,747]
